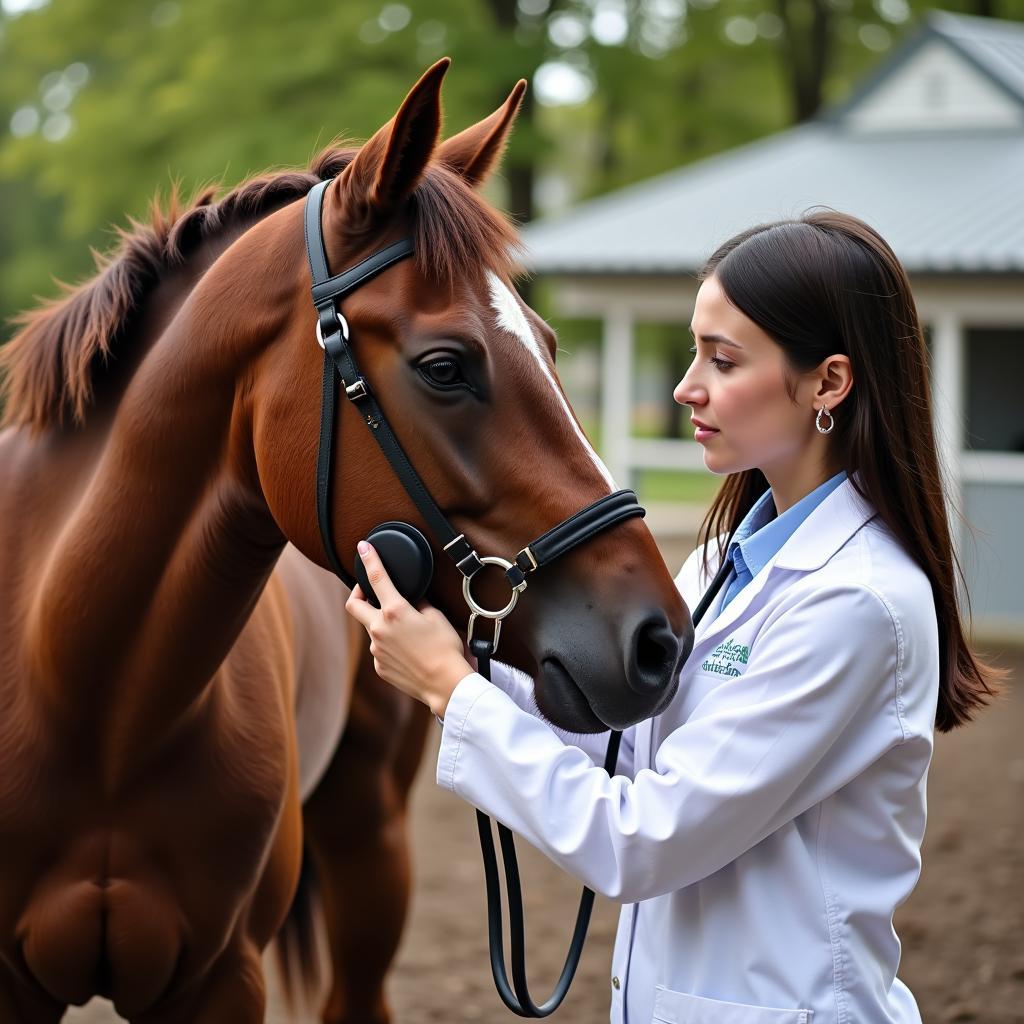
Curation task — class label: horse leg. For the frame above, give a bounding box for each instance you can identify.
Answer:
[302,637,432,1024]
[133,944,266,1024]
[0,972,63,1024]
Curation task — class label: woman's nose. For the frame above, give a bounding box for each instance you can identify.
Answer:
[673,365,705,407]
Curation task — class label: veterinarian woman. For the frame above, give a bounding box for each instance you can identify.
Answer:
[346,211,1002,1024]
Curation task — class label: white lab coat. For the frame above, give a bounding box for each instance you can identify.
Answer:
[436,477,939,1024]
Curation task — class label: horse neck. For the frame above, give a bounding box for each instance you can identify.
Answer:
[25,224,290,740]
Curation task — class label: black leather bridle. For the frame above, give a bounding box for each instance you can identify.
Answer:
[303,177,733,1016]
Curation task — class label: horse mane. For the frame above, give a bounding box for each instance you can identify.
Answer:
[0,145,522,433]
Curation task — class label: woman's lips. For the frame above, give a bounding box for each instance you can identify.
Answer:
[692,419,720,442]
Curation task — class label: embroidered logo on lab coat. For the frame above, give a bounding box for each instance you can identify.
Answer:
[700,637,750,677]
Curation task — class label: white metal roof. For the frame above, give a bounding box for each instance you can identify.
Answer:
[521,12,1024,277]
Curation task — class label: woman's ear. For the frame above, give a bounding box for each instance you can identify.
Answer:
[814,354,854,410]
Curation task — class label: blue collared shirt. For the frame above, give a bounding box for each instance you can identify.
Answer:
[721,471,848,610]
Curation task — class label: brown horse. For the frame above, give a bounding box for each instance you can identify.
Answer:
[0,61,690,1023]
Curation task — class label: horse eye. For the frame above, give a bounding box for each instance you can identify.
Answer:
[418,357,467,390]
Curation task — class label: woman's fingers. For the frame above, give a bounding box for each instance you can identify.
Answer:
[344,582,374,627]
[355,540,405,614]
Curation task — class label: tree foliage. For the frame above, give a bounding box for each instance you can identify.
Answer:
[1,0,1021,335]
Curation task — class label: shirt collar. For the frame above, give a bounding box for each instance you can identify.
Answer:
[727,471,848,580]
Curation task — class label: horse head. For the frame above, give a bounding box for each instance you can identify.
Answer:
[250,60,693,732]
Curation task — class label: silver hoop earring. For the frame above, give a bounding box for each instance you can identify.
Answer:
[816,405,835,435]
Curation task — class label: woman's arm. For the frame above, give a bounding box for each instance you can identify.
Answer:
[437,584,915,904]
[459,660,637,778]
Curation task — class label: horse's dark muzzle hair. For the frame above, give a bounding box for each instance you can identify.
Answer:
[528,591,693,733]
[624,609,689,698]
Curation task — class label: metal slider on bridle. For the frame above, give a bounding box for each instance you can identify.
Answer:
[502,546,537,594]
[516,546,538,572]
[345,378,369,401]
[443,534,482,578]
[315,310,350,349]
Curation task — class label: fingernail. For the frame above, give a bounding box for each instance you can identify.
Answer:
[357,541,370,557]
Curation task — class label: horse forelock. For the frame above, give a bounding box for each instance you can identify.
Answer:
[0,145,523,435]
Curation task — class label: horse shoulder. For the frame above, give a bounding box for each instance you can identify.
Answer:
[261,544,358,800]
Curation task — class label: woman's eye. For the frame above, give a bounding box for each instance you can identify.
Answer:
[688,345,734,372]
[418,357,468,390]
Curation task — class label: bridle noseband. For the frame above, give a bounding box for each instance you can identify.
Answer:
[305,177,649,1016]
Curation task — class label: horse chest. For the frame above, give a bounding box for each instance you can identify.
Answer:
[0,557,302,1004]
[1,700,298,1012]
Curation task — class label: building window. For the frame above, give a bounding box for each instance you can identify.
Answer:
[965,328,1024,453]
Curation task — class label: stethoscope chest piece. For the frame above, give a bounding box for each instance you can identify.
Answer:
[354,522,434,609]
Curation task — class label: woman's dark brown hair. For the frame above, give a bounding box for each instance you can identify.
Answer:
[696,209,1003,732]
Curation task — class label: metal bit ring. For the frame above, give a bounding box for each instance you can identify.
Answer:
[463,556,520,619]
[463,556,521,652]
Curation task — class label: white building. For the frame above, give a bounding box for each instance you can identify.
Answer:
[522,10,1024,640]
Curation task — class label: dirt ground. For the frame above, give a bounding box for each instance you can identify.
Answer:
[67,645,1022,1024]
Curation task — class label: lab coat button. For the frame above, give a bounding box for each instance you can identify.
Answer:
[612,976,620,990]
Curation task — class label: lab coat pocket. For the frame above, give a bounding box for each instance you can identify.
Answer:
[651,985,813,1024]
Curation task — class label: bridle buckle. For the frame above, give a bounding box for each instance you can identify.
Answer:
[345,378,369,401]
[516,546,538,572]
[467,611,503,653]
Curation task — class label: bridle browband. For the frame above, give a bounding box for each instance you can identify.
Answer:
[304,176,647,1016]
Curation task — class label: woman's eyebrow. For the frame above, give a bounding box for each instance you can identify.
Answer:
[688,325,742,349]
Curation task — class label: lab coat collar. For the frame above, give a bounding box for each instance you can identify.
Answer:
[772,473,876,571]
[694,475,877,648]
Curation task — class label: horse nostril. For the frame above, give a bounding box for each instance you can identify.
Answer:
[626,613,681,696]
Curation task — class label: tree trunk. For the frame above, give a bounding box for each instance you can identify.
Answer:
[484,0,536,225]
[775,0,833,122]
[483,0,537,305]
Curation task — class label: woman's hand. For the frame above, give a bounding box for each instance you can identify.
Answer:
[345,541,474,719]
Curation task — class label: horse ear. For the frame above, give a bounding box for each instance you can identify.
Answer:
[337,58,450,223]
[436,79,527,188]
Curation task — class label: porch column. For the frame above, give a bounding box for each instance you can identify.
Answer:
[930,311,966,558]
[601,306,634,488]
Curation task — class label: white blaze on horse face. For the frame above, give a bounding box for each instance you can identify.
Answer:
[485,272,616,492]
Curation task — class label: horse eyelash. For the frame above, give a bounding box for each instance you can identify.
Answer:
[417,359,473,392]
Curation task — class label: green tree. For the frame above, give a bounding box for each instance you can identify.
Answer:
[0,0,546,333]
[3,0,1023,340]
